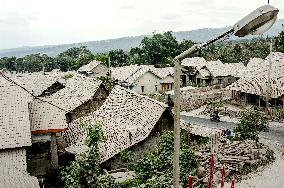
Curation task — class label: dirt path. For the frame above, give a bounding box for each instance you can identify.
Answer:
[223,139,284,188]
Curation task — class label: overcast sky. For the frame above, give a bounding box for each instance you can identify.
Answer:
[0,0,283,49]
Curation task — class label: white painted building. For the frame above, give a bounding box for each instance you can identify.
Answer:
[111,65,174,95]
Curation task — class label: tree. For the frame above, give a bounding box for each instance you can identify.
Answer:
[109,49,128,67]
[274,26,284,52]
[61,120,118,188]
[234,111,268,142]
[0,56,17,71]
[178,39,195,54]
[138,31,179,67]
[56,46,95,71]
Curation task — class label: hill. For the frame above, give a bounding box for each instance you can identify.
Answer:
[0,19,283,58]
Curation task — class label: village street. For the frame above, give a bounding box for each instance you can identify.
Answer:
[181,114,284,143]
[181,114,284,188]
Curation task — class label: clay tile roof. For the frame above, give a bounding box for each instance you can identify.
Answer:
[151,67,174,78]
[125,65,155,84]
[0,163,39,188]
[111,65,141,82]
[228,54,284,98]
[0,76,32,149]
[78,60,102,72]
[29,98,67,133]
[64,85,170,162]
[11,72,62,96]
[181,57,207,70]
[48,77,103,112]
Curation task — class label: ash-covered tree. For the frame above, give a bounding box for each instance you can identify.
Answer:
[234,111,268,142]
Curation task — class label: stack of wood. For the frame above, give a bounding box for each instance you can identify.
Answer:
[193,139,269,188]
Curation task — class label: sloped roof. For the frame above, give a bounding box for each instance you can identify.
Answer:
[223,62,245,77]
[64,86,170,162]
[0,76,32,149]
[0,163,39,188]
[151,67,174,78]
[111,65,174,85]
[78,60,103,72]
[29,98,67,133]
[198,69,211,77]
[125,65,155,84]
[0,148,28,173]
[11,72,62,96]
[48,77,103,112]
[205,60,225,77]
[228,54,284,98]
[266,52,284,62]
[111,65,141,82]
[181,57,207,70]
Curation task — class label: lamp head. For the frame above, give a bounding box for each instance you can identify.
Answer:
[233,5,279,37]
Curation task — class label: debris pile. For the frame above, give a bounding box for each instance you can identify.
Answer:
[193,139,271,187]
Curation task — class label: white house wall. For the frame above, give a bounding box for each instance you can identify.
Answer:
[135,72,161,94]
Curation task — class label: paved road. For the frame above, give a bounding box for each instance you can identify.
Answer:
[181,115,284,143]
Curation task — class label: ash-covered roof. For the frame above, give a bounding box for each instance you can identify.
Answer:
[11,72,62,96]
[0,162,39,188]
[151,67,174,78]
[64,85,171,162]
[181,57,207,70]
[228,52,284,98]
[0,76,32,149]
[48,77,103,112]
[78,60,103,72]
[29,98,67,133]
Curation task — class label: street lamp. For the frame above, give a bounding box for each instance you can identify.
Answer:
[172,5,279,188]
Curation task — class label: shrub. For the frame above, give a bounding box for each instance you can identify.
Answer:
[61,121,115,188]
[119,149,134,163]
[133,130,198,188]
[234,110,268,142]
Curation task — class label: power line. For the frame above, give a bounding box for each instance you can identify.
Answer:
[0,71,68,112]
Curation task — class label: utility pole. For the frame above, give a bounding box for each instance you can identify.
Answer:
[266,41,272,115]
[108,56,111,79]
[173,59,181,188]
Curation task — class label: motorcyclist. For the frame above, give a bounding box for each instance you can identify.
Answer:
[210,108,220,121]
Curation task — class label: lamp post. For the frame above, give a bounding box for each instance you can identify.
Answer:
[172,5,279,187]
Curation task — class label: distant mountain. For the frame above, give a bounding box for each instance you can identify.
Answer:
[0,19,283,58]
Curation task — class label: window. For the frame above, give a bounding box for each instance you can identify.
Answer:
[141,86,144,93]
[155,85,158,92]
[218,79,222,84]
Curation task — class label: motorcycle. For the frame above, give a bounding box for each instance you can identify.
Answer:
[210,113,220,122]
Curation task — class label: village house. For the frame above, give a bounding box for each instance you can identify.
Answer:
[181,57,207,85]
[27,77,109,176]
[228,52,284,108]
[181,57,245,86]
[48,77,109,122]
[0,73,40,188]
[111,64,174,94]
[63,85,174,170]
[77,60,109,78]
